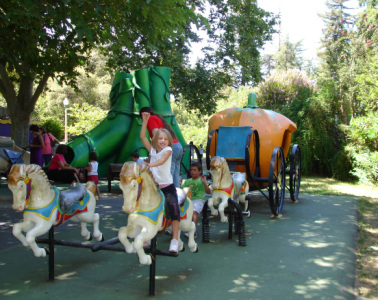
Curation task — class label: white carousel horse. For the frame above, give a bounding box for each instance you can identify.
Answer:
[208,156,250,222]
[0,136,30,171]
[8,164,103,257]
[118,162,198,265]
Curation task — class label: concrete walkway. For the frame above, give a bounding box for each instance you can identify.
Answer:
[0,179,359,299]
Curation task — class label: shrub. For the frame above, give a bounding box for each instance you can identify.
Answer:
[43,119,64,141]
[332,148,358,182]
[254,70,343,177]
[345,114,378,185]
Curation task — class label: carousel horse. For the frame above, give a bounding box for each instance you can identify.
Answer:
[118,162,198,265]
[8,164,103,257]
[208,156,250,222]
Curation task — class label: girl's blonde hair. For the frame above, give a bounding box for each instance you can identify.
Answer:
[151,129,173,149]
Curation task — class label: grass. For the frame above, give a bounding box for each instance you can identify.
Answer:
[301,177,378,298]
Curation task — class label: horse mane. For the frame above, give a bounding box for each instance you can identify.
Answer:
[8,164,51,187]
[120,162,158,192]
[140,162,158,192]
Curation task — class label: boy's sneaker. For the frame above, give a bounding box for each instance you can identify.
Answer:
[184,232,197,239]
[169,239,179,253]
[143,240,151,247]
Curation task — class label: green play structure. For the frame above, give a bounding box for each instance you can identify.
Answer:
[65,66,187,178]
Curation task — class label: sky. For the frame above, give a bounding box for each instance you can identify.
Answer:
[190,0,362,65]
[257,0,361,61]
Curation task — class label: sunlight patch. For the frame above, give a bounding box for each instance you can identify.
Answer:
[56,271,77,280]
[313,258,334,267]
[304,241,330,248]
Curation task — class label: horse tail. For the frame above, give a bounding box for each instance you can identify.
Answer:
[85,181,97,199]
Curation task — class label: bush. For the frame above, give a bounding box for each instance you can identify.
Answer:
[43,119,64,141]
[332,148,358,182]
[291,96,342,176]
[254,70,344,177]
[345,114,378,185]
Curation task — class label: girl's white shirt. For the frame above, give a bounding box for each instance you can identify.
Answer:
[88,161,98,176]
[150,146,172,185]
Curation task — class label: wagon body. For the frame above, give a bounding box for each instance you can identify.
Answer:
[208,100,297,183]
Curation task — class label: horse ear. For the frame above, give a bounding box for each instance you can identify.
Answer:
[140,162,149,172]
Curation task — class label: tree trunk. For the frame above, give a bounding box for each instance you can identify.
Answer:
[10,110,31,148]
[1,64,49,147]
[6,80,35,147]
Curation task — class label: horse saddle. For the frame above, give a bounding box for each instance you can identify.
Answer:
[59,183,86,214]
[176,188,187,207]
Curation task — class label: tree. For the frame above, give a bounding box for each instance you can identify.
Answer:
[273,37,304,71]
[204,0,278,86]
[32,51,112,123]
[104,0,278,113]
[0,0,198,146]
[261,54,275,77]
[317,0,357,123]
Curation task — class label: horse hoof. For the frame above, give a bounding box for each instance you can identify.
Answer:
[180,244,185,252]
[194,245,199,253]
[88,233,93,241]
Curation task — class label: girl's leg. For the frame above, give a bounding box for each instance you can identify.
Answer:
[161,184,180,252]
[171,220,179,240]
[96,185,101,198]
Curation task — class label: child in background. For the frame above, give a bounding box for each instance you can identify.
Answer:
[85,151,101,199]
[181,162,211,238]
[131,152,144,164]
[140,112,180,253]
[47,144,79,184]
[39,126,60,167]
[28,125,44,167]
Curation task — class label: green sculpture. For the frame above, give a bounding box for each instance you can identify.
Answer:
[65,67,186,178]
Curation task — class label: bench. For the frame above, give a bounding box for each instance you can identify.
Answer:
[107,163,123,193]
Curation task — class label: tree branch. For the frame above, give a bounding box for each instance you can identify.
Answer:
[0,62,17,100]
[32,72,50,105]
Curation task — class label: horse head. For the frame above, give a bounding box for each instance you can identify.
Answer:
[119,162,157,214]
[8,164,51,211]
[210,156,230,189]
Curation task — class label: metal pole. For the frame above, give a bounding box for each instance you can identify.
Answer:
[48,227,55,280]
[64,106,68,143]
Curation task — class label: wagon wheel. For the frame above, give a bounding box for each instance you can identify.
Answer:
[268,147,285,216]
[289,144,301,202]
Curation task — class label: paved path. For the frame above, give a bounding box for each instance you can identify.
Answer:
[0,180,359,299]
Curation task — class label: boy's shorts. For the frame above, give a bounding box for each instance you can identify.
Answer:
[192,199,205,214]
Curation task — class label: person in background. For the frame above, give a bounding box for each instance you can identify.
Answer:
[47,144,79,184]
[131,152,144,164]
[85,151,101,199]
[39,126,60,167]
[27,125,44,167]
[199,144,204,161]
[189,141,194,159]
[139,107,183,188]
[181,161,211,238]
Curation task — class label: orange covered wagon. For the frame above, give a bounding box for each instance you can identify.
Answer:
[206,93,301,216]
